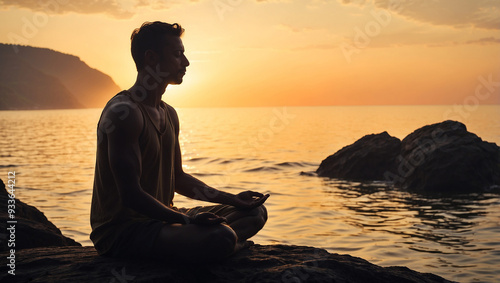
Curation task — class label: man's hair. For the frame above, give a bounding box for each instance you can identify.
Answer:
[130,21,184,71]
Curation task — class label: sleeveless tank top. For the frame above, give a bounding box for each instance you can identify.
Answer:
[90,91,177,254]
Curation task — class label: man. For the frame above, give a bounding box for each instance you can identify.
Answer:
[90,21,269,263]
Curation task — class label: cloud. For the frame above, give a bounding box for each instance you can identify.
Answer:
[0,0,199,19]
[0,0,133,19]
[135,0,198,11]
[275,24,323,33]
[341,0,369,6]
[465,37,500,45]
[254,0,291,2]
[291,43,339,51]
[425,37,500,47]
[339,0,500,30]
[296,35,500,51]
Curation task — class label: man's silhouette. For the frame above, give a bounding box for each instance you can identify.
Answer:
[90,21,268,263]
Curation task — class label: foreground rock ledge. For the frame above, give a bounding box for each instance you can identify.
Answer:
[0,179,80,251]
[0,245,453,283]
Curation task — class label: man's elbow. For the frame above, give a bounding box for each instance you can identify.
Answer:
[175,170,188,181]
[119,188,143,210]
[120,194,135,210]
[174,172,189,189]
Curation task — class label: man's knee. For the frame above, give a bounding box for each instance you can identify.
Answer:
[244,204,267,219]
[255,205,268,231]
[205,224,237,255]
[248,205,267,226]
[241,205,268,232]
[259,205,268,223]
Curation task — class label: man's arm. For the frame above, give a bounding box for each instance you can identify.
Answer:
[167,105,269,209]
[176,172,269,209]
[105,101,191,224]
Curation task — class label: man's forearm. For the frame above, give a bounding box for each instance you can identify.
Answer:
[125,187,191,224]
[176,172,237,205]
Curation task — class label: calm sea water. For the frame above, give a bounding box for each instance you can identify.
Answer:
[1,105,499,282]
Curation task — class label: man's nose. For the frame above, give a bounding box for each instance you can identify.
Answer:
[183,55,190,67]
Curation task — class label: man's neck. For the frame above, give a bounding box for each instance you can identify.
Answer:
[128,72,168,108]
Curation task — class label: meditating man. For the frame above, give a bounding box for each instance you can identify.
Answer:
[90,21,269,263]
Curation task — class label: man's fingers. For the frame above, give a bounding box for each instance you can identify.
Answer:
[238,190,263,198]
[234,191,270,209]
[196,212,216,218]
[196,219,222,225]
[193,212,226,225]
[194,212,227,225]
[254,194,269,206]
[257,194,269,201]
[243,194,269,209]
[213,217,226,224]
[248,191,264,198]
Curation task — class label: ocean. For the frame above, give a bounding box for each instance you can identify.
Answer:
[1,105,499,282]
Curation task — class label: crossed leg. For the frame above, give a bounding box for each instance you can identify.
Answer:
[151,205,267,263]
[224,205,268,241]
[151,222,237,263]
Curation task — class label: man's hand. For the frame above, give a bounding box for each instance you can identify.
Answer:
[232,191,270,210]
[190,212,227,225]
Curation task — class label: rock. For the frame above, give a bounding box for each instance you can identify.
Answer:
[0,244,453,283]
[392,120,500,192]
[0,178,81,251]
[316,132,402,181]
[0,43,120,110]
[317,120,500,192]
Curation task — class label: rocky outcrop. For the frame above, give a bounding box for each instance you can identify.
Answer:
[393,120,500,192]
[0,179,81,251]
[317,120,500,192]
[316,131,402,181]
[0,43,120,110]
[0,244,453,283]
[0,52,83,110]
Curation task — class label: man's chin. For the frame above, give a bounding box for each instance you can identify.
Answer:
[169,79,183,85]
[168,75,184,85]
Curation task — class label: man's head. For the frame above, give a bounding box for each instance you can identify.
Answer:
[131,21,189,85]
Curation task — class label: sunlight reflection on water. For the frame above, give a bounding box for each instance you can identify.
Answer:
[1,105,499,282]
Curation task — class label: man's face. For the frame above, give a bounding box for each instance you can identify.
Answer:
[157,36,190,85]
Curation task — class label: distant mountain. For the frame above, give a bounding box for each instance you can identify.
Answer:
[0,44,120,110]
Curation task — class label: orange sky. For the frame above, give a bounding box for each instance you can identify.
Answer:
[1,0,499,107]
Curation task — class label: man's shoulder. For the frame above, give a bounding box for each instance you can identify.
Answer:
[104,91,137,109]
[162,101,175,112]
[162,102,180,132]
[100,92,142,126]
[163,102,178,119]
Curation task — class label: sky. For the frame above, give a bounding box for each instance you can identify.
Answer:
[0,0,499,107]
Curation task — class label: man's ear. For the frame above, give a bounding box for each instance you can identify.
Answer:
[144,49,159,68]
